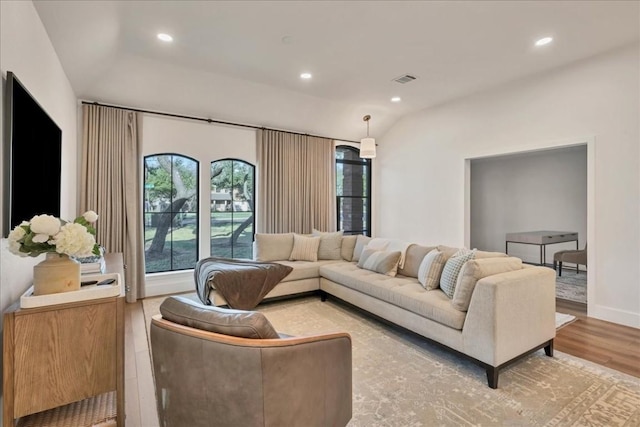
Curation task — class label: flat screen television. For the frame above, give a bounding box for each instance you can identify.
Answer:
[3,71,62,236]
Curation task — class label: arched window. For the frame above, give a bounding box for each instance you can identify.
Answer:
[336,146,371,236]
[143,154,199,273]
[210,159,255,259]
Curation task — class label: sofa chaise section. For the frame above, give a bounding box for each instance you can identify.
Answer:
[319,261,556,388]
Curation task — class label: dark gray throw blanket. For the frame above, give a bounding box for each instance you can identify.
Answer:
[194,257,293,310]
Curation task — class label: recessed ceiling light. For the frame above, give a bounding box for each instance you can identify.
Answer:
[300,72,312,79]
[391,96,401,103]
[157,33,173,42]
[535,37,553,47]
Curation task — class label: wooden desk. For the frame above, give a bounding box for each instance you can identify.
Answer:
[3,253,125,426]
[505,231,578,265]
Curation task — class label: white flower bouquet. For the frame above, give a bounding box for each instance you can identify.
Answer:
[7,211,101,258]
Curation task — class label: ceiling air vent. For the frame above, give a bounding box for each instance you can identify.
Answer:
[393,74,417,84]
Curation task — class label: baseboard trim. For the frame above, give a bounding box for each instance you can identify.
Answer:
[145,270,194,297]
[589,304,640,329]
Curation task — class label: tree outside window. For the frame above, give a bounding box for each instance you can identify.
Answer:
[143,154,199,273]
[210,159,255,259]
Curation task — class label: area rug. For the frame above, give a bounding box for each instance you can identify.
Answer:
[556,271,587,304]
[555,312,577,329]
[142,295,639,426]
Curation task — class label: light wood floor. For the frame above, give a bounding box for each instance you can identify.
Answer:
[124,301,159,427]
[124,297,640,427]
[555,299,640,378]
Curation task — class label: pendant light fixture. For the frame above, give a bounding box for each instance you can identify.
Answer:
[359,115,376,158]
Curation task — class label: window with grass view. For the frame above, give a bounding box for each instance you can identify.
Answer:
[336,145,371,236]
[144,154,199,273]
[210,159,255,259]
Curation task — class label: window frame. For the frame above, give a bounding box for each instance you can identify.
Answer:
[335,145,372,236]
[210,157,256,259]
[143,153,200,273]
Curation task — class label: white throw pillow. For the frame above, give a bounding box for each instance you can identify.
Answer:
[417,250,447,290]
[365,238,390,252]
[365,238,410,269]
[352,235,372,262]
[288,234,321,262]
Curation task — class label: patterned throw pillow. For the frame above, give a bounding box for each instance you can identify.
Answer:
[288,234,321,262]
[312,229,344,260]
[439,248,477,298]
[417,250,446,290]
[357,249,402,277]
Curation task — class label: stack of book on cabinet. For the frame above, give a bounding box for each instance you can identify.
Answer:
[79,257,106,274]
[75,247,106,274]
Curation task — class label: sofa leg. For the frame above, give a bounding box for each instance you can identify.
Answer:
[319,290,327,302]
[486,367,499,389]
[544,340,554,357]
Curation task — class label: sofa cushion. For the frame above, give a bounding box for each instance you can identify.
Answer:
[319,263,466,330]
[159,295,280,339]
[399,244,437,278]
[436,245,461,261]
[352,235,372,262]
[436,246,507,261]
[312,229,343,260]
[417,249,447,290]
[289,234,320,262]
[363,238,389,252]
[255,233,294,262]
[440,248,477,298]
[275,259,342,282]
[451,257,523,311]
[357,249,402,277]
[340,235,357,261]
[474,250,509,259]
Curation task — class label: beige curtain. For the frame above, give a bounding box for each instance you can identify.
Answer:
[257,129,335,233]
[81,104,145,302]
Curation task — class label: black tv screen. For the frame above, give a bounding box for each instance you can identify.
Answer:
[3,71,62,236]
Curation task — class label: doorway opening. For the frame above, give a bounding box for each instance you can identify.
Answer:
[464,137,594,314]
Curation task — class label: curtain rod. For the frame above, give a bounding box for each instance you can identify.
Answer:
[80,100,360,144]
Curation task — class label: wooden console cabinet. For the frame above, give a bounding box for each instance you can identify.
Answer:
[3,253,125,426]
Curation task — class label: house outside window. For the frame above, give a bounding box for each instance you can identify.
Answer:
[210,159,255,259]
[336,145,371,236]
[143,154,199,273]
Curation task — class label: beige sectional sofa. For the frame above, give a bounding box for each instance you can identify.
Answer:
[206,232,557,389]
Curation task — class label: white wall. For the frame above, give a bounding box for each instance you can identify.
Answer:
[142,115,256,296]
[470,145,587,265]
[377,44,639,328]
[0,1,78,324]
[0,1,79,422]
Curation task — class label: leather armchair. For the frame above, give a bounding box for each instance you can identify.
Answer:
[150,296,352,427]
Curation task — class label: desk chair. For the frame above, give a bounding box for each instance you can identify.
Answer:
[553,243,587,276]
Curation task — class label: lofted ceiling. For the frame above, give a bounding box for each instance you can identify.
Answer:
[33,1,639,141]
